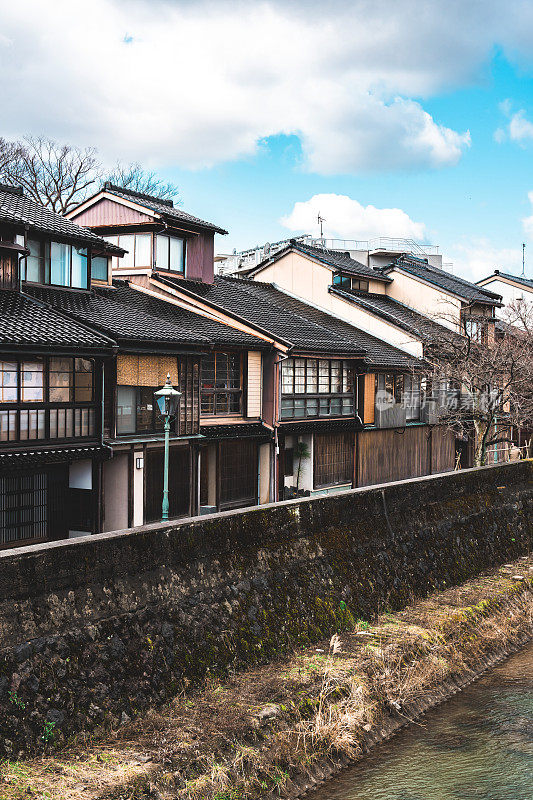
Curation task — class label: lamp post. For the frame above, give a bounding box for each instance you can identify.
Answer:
[154,373,181,522]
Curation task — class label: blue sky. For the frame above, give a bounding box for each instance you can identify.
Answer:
[2,1,533,279]
[170,48,533,277]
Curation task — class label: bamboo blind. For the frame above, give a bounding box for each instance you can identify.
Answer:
[116,354,180,386]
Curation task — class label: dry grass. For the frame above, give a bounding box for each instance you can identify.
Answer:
[1,556,532,800]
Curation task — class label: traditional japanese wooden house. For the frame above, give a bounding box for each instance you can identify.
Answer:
[0,184,122,548]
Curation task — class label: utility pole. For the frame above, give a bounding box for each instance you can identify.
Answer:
[522,242,526,276]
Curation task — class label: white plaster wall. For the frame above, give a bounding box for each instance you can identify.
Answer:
[69,460,92,489]
[133,449,144,526]
[327,295,423,356]
[258,442,271,504]
[295,434,313,492]
[256,254,422,356]
[480,278,533,316]
[102,452,129,532]
[385,269,462,331]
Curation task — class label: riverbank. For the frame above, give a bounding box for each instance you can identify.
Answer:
[1,555,532,800]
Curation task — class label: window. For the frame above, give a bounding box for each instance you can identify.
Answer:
[376,373,421,420]
[116,386,165,435]
[0,361,17,402]
[71,247,88,289]
[21,360,44,402]
[333,273,369,292]
[0,358,95,442]
[104,233,153,270]
[49,358,93,403]
[314,433,353,488]
[280,358,354,419]
[201,353,242,415]
[25,239,48,283]
[464,318,488,344]
[135,234,152,266]
[91,256,108,281]
[22,240,87,288]
[403,374,421,421]
[156,234,185,273]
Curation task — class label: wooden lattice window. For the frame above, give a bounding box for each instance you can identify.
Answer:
[313,433,354,489]
[219,439,257,509]
[201,353,242,415]
[0,472,48,546]
[179,356,200,435]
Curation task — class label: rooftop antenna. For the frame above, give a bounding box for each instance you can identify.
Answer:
[522,242,526,276]
[317,212,325,244]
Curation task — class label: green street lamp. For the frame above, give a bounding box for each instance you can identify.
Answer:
[154,373,181,522]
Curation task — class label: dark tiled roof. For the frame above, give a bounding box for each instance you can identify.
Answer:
[164,275,422,368]
[250,240,389,281]
[0,290,115,351]
[385,255,502,304]
[200,422,273,440]
[102,183,228,234]
[478,271,533,290]
[24,282,265,349]
[330,287,453,341]
[0,185,123,254]
[0,445,109,471]
[279,418,363,435]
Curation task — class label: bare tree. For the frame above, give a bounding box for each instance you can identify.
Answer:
[0,136,100,214]
[427,301,533,466]
[103,162,180,202]
[0,136,180,212]
[0,137,25,177]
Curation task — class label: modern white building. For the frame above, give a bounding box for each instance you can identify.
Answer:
[216,236,446,276]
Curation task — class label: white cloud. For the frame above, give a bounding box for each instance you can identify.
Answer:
[0,1,532,173]
[281,193,425,241]
[509,110,533,142]
[495,102,533,144]
[447,239,523,282]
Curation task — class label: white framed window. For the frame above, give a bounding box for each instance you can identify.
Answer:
[155,234,185,273]
[104,233,153,270]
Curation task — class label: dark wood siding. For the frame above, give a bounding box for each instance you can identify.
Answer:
[145,446,190,523]
[103,358,117,439]
[0,251,19,290]
[219,439,257,510]
[431,427,456,473]
[186,232,215,283]
[357,426,429,487]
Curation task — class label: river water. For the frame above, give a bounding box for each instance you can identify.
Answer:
[311,641,533,800]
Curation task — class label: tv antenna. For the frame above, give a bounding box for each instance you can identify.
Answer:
[317,212,325,241]
[522,242,526,276]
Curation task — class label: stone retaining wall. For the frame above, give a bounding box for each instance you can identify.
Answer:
[0,462,531,755]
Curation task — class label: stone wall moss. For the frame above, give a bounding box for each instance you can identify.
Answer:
[0,462,531,755]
